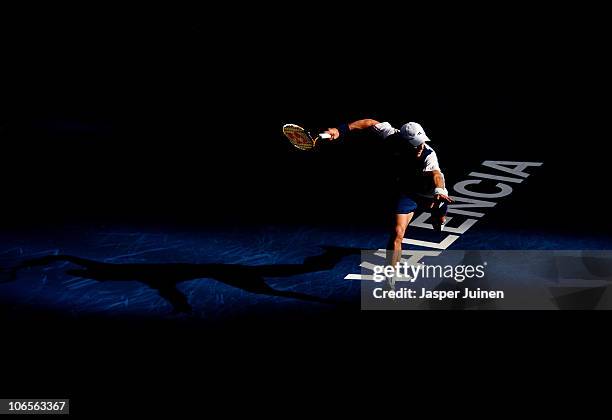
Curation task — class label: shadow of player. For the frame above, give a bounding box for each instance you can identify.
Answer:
[7,246,362,314]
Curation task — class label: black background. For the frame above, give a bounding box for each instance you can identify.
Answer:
[2,5,607,233]
[1,4,610,414]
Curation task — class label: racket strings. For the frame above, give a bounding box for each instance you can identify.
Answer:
[282,124,316,151]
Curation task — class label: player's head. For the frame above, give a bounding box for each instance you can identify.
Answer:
[400,122,430,153]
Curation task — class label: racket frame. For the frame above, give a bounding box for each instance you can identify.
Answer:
[282,123,327,151]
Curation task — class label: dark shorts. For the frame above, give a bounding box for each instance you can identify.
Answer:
[396,192,448,217]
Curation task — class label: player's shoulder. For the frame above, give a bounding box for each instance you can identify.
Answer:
[423,144,436,157]
[372,121,399,139]
[374,121,395,129]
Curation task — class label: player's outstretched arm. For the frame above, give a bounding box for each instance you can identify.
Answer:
[324,119,380,140]
[429,170,454,204]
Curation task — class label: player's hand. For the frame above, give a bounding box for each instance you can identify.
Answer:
[431,194,454,208]
[325,128,340,140]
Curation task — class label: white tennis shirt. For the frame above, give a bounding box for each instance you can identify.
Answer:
[373,121,442,173]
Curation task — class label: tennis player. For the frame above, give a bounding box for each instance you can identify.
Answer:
[323,120,453,271]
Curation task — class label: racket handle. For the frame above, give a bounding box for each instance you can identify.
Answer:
[318,133,331,140]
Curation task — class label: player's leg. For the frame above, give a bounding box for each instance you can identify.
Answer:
[386,193,418,263]
[429,201,449,233]
[386,212,414,268]
[383,193,417,288]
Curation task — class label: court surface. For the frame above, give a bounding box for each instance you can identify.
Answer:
[3,223,610,319]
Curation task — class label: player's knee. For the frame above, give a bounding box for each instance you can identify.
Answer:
[431,202,449,219]
[394,225,406,241]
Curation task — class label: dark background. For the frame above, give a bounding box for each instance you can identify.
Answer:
[1,4,610,414]
[1,5,607,235]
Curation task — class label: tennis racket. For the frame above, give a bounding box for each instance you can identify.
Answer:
[282,123,331,151]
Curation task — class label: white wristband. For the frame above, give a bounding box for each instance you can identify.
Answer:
[434,187,448,196]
